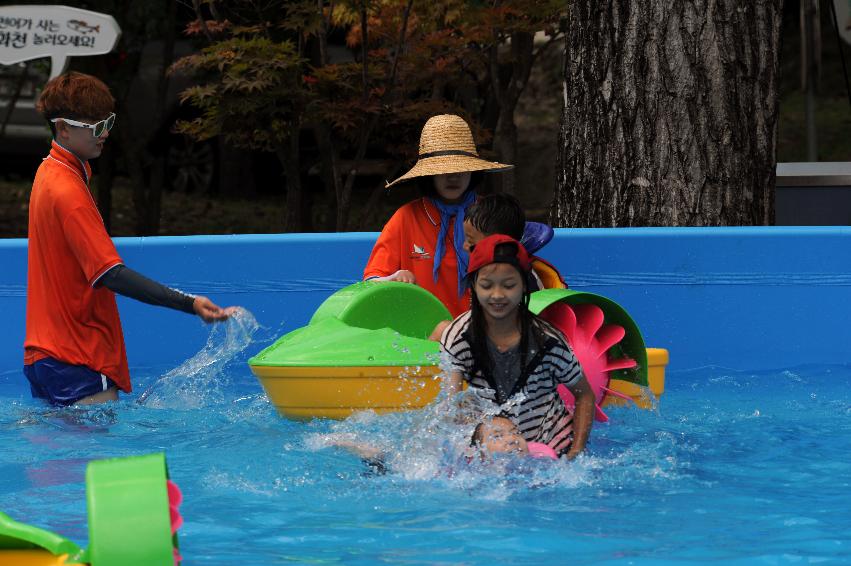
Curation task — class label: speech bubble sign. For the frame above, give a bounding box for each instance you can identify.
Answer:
[0,5,121,79]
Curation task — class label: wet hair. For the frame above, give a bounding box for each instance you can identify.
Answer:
[466,193,525,241]
[470,422,485,447]
[469,415,517,447]
[36,72,115,135]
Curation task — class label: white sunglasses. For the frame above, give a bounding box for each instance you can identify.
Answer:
[51,112,116,138]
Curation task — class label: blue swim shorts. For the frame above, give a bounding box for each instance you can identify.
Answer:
[23,357,117,406]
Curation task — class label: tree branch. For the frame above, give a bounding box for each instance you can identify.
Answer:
[192,0,214,42]
[336,0,415,230]
[360,1,369,102]
[0,62,29,139]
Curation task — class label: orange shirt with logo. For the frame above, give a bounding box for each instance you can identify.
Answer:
[24,141,131,392]
[364,198,471,318]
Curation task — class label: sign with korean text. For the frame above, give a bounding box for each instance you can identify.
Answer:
[0,5,120,78]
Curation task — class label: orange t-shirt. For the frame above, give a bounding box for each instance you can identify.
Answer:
[24,141,131,392]
[364,197,471,318]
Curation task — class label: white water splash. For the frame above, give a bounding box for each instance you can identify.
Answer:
[304,388,595,492]
[138,308,261,409]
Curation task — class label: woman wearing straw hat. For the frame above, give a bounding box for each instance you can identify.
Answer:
[363,114,512,318]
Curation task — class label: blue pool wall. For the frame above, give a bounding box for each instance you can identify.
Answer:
[1,227,849,383]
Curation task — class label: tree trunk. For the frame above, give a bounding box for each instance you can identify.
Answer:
[95,142,116,234]
[552,1,783,227]
[313,122,342,231]
[0,62,28,139]
[218,142,255,197]
[146,154,166,234]
[488,31,535,195]
[492,108,518,194]
[277,128,304,232]
[127,0,176,235]
[332,0,414,231]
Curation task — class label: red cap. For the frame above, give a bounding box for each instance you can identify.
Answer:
[466,234,532,276]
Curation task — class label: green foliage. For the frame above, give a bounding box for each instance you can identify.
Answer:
[173,0,566,228]
[173,36,305,152]
[175,0,564,162]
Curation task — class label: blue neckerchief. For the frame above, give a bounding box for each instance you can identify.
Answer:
[431,190,476,296]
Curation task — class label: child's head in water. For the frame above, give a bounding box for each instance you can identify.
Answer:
[470,416,529,456]
[469,416,561,461]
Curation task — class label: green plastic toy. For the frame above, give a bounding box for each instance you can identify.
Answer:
[250,317,441,367]
[83,453,178,566]
[0,512,84,563]
[529,288,648,387]
[310,281,452,338]
[0,453,180,566]
[250,281,451,369]
[253,282,647,387]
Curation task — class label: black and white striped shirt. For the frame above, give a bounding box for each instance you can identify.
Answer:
[440,311,584,454]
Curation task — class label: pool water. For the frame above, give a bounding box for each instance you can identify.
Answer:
[1,313,850,565]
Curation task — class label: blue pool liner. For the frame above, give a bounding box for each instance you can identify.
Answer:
[1,226,849,380]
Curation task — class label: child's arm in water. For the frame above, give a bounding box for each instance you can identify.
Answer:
[327,437,385,460]
[443,370,464,396]
[325,436,388,475]
[564,375,595,459]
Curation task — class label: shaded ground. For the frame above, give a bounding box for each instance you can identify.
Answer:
[2,7,849,238]
[775,1,851,163]
[0,172,407,237]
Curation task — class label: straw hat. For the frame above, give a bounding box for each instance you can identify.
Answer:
[385,114,513,188]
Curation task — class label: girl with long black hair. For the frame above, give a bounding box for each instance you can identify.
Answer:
[440,235,595,458]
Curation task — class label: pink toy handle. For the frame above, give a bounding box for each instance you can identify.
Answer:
[167,480,183,565]
[527,442,559,460]
[557,384,610,423]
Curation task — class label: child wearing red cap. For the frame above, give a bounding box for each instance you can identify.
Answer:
[439,235,595,458]
[463,193,567,290]
[426,194,567,341]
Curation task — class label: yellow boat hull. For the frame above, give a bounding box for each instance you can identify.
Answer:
[0,551,72,566]
[251,348,669,420]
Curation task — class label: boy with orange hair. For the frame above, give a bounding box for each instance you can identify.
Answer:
[24,71,235,406]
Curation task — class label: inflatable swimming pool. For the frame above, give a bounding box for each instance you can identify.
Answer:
[1,228,849,564]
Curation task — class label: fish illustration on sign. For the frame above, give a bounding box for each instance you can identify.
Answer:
[0,5,121,78]
[67,20,100,34]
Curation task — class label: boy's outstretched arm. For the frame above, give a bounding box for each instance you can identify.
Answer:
[97,264,234,322]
